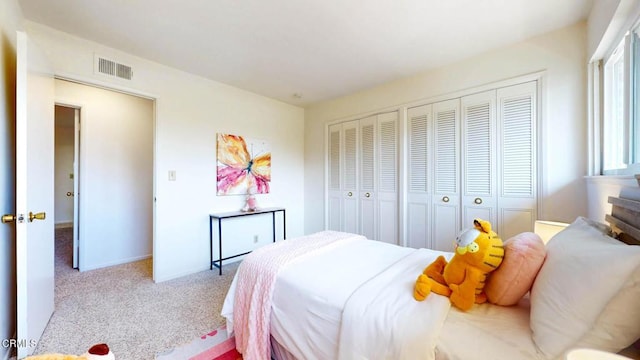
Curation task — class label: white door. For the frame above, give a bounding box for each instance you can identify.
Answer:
[376,112,398,244]
[432,99,460,251]
[461,90,497,226]
[497,81,538,239]
[15,31,55,359]
[407,105,432,249]
[342,120,359,234]
[359,116,376,240]
[327,124,342,231]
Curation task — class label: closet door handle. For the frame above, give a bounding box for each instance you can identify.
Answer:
[442,196,450,203]
[347,192,353,197]
[365,192,371,198]
[474,197,483,205]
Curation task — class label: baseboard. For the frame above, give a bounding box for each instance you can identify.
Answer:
[80,254,151,272]
[153,261,224,283]
[55,222,73,229]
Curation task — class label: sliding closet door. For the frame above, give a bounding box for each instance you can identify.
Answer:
[342,120,359,234]
[497,81,537,239]
[328,124,342,231]
[432,99,460,251]
[401,79,538,249]
[327,112,398,241]
[461,90,497,227]
[407,105,432,249]
[358,112,399,243]
[327,120,359,233]
[359,115,376,240]
[376,111,398,244]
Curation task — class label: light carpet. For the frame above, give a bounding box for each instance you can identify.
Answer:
[30,228,238,360]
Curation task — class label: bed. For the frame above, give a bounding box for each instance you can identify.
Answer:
[221,184,640,360]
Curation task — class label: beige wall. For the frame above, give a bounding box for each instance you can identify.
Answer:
[304,22,589,235]
[26,21,306,281]
[54,105,74,226]
[56,79,155,271]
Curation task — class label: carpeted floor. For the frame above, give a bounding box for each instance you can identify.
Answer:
[31,227,238,360]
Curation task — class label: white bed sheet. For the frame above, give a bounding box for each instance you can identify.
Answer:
[436,295,545,360]
[270,239,418,360]
[222,238,544,360]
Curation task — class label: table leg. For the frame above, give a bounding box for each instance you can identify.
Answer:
[272,211,276,243]
[218,218,223,275]
[209,216,213,270]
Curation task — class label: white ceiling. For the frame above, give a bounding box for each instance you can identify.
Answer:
[18,0,593,106]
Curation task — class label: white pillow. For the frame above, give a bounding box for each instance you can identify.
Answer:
[573,268,640,352]
[530,217,640,359]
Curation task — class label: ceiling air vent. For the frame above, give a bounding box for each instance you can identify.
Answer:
[94,55,133,80]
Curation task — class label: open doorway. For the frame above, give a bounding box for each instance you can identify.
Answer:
[54,79,154,275]
[54,105,79,271]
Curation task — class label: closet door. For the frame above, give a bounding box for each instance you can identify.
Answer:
[461,90,497,227]
[497,81,537,239]
[359,115,377,240]
[407,104,432,249]
[327,123,342,231]
[342,120,359,234]
[432,99,460,251]
[377,111,398,244]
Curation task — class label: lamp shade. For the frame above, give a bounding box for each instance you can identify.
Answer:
[534,220,569,244]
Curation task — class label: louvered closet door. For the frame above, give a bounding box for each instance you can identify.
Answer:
[359,115,377,240]
[328,123,342,231]
[342,120,360,234]
[432,99,460,251]
[376,111,399,244]
[497,81,537,239]
[461,90,497,227]
[407,105,432,249]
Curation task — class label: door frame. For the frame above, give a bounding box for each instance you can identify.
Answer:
[53,104,81,268]
[53,76,158,276]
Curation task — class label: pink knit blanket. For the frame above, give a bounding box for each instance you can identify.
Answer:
[233,231,365,360]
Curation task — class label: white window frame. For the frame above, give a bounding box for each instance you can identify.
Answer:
[600,20,640,176]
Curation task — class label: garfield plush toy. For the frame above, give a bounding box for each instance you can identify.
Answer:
[413,219,504,311]
[25,343,114,360]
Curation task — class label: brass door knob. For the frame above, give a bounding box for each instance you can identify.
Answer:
[347,192,353,197]
[442,196,450,203]
[66,192,74,197]
[1,214,16,223]
[474,198,483,204]
[28,212,46,222]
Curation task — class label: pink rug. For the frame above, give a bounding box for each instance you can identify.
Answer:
[156,325,242,360]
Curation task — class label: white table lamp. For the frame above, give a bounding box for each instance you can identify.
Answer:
[534,220,569,244]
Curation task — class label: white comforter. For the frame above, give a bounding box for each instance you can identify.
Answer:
[337,248,452,360]
[222,235,452,360]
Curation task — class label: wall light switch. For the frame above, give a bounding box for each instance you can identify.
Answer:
[168,170,176,181]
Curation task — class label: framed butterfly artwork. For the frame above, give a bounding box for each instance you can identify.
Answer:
[216,133,271,195]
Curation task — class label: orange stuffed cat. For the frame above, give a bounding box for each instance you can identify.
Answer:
[413,219,504,311]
